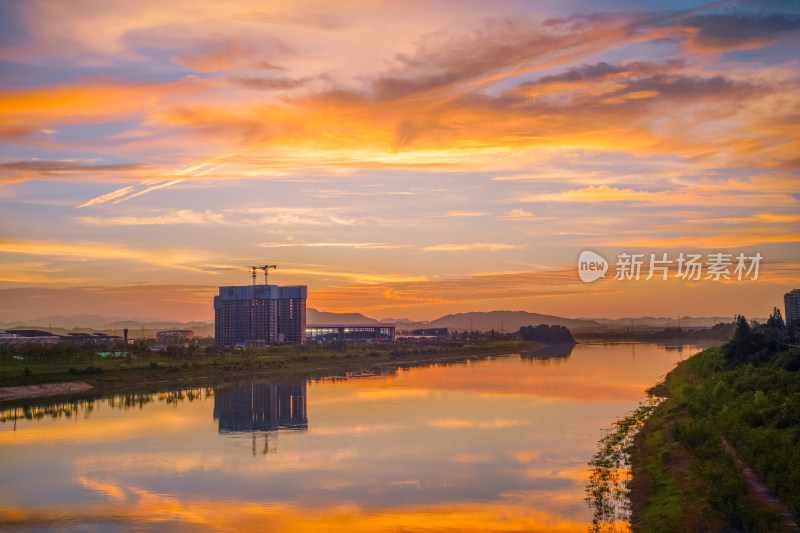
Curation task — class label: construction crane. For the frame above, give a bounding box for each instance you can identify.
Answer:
[244,264,277,287]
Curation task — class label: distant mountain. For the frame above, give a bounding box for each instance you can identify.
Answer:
[386,318,426,330]
[307,308,384,325]
[582,316,761,328]
[101,320,212,329]
[0,314,172,330]
[0,310,764,336]
[0,315,215,337]
[421,311,602,332]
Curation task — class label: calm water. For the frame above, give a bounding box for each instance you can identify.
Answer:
[0,343,695,532]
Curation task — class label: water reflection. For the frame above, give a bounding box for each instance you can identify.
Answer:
[521,343,575,362]
[213,382,307,433]
[0,344,695,532]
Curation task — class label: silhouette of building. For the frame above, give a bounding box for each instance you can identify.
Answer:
[213,382,307,432]
[65,332,122,346]
[214,285,306,347]
[306,323,395,342]
[785,289,800,322]
[0,330,126,346]
[0,329,61,345]
[155,330,194,344]
[410,328,448,337]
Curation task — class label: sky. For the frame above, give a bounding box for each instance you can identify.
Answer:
[0,0,799,323]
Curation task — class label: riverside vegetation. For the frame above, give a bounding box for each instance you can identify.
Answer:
[0,335,544,395]
[589,309,800,532]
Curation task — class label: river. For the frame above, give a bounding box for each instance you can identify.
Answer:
[0,343,696,532]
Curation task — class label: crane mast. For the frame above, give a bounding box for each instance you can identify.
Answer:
[244,265,277,287]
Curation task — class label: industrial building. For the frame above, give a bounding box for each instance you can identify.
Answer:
[305,323,395,342]
[786,289,800,323]
[214,284,307,347]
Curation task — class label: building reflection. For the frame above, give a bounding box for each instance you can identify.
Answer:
[213,382,308,433]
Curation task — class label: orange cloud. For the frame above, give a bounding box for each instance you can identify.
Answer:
[0,238,212,272]
[423,243,525,252]
[521,184,797,207]
[0,79,206,140]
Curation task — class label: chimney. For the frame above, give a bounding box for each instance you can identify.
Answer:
[123,328,128,344]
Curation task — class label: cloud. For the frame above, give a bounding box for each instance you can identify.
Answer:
[678,13,800,54]
[76,186,135,208]
[451,454,493,463]
[435,210,489,217]
[499,209,554,221]
[78,209,224,226]
[700,213,800,225]
[147,63,799,175]
[308,267,614,313]
[598,231,800,248]
[0,78,203,137]
[0,0,798,325]
[423,243,526,252]
[0,160,144,187]
[173,37,289,73]
[521,184,798,207]
[77,207,362,227]
[231,76,316,91]
[0,285,218,323]
[0,238,211,272]
[259,242,409,249]
[1,8,799,194]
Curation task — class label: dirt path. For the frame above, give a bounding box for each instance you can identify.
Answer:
[0,382,94,401]
[720,435,798,529]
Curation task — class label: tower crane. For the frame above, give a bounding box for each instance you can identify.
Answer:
[244,264,277,287]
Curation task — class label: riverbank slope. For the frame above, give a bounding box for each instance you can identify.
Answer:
[628,346,800,532]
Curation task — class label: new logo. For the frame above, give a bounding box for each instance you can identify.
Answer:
[578,250,608,283]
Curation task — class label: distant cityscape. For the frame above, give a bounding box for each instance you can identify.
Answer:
[1,284,797,349]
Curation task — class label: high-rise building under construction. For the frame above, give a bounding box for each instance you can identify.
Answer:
[785,289,800,323]
[214,284,307,347]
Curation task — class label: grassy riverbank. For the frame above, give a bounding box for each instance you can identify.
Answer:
[0,339,541,397]
[627,345,800,532]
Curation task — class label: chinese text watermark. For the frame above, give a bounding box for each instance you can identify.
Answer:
[578,251,762,283]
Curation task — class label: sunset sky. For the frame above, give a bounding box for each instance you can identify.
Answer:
[0,0,798,323]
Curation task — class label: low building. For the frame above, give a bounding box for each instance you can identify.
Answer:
[0,330,61,345]
[306,324,395,342]
[66,333,123,346]
[155,330,195,343]
[411,328,449,337]
[4,329,55,337]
